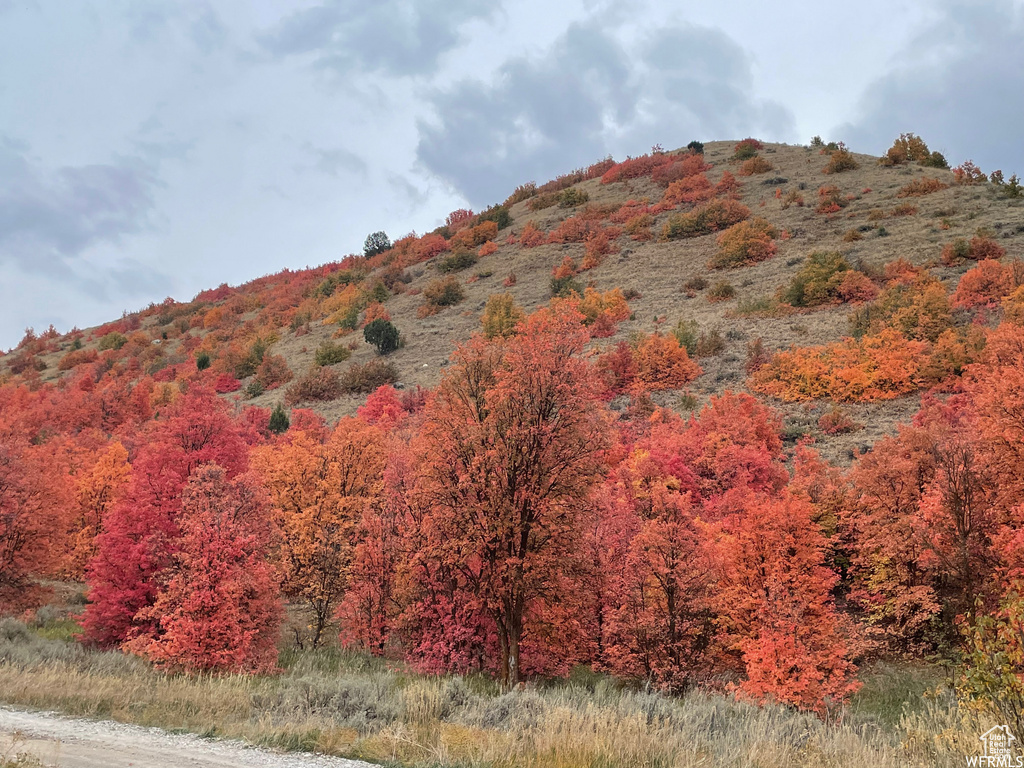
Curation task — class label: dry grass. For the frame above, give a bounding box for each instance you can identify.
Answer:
[0,618,1001,768]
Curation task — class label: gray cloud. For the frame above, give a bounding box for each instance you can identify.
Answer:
[838,0,1024,174]
[0,137,160,270]
[302,143,369,178]
[415,21,796,207]
[258,0,498,77]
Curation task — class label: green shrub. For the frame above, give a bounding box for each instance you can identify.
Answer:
[550,276,584,298]
[363,230,392,257]
[781,252,851,307]
[363,319,401,355]
[245,380,265,399]
[436,249,478,274]
[686,140,704,154]
[314,341,351,367]
[707,281,735,302]
[268,404,290,434]
[558,188,590,208]
[195,351,211,371]
[422,277,465,309]
[97,332,127,351]
[662,200,750,241]
[478,204,512,229]
[340,358,398,394]
[672,319,699,355]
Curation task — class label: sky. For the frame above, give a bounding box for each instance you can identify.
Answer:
[2,0,1023,349]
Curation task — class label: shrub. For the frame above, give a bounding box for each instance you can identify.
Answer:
[214,373,241,393]
[652,154,711,187]
[436,249,478,273]
[672,319,700,355]
[245,380,265,398]
[268,404,290,434]
[880,133,931,166]
[818,407,861,435]
[751,329,928,402]
[890,202,918,217]
[550,275,584,298]
[687,140,705,154]
[941,236,1006,264]
[781,252,850,307]
[518,222,547,247]
[662,199,750,240]
[527,193,559,211]
[952,260,1015,309]
[709,217,778,268]
[896,177,949,197]
[195,351,211,370]
[313,340,351,368]
[285,367,341,404]
[481,293,525,339]
[781,190,804,209]
[695,329,726,357]
[256,354,292,390]
[504,182,537,206]
[477,204,512,229]
[739,156,773,176]
[420,277,465,314]
[363,319,400,355]
[57,348,98,371]
[600,153,675,184]
[548,216,601,244]
[340,358,398,393]
[97,332,128,351]
[558,188,589,208]
[633,333,702,390]
[745,337,771,373]
[662,174,715,206]
[450,220,498,250]
[683,276,708,296]
[732,138,763,161]
[363,231,391,257]
[822,146,858,174]
[842,229,863,242]
[624,213,653,241]
[815,185,847,215]
[478,240,498,257]
[707,281,735,302]
[953,161,987,185]
[835,271,879,303]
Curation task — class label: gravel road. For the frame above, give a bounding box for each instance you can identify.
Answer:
[0,708,377,768]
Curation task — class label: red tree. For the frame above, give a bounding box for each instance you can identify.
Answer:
[82,388,249,646]
[717,493,860,712]
[413,307,608,686]
[125,466,281,673]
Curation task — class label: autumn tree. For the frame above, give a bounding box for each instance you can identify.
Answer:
[64,442,130,578]
[717,493,860,712]
[0,432,69,609]
[125,466,281,673]
[414,307,608,686]
[82,388,249,647]
[255,417,387,648]
[602,440,717,691]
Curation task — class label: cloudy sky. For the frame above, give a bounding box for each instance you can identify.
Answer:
[2,0,1022,349]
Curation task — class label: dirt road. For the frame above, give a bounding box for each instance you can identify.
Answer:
[0,708,377,768]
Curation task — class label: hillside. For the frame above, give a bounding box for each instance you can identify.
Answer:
[4,136,1023,464]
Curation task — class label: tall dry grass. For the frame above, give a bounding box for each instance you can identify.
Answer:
[0,618,997,767]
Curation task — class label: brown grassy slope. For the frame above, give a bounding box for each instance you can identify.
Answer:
[13,141,1024,462]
